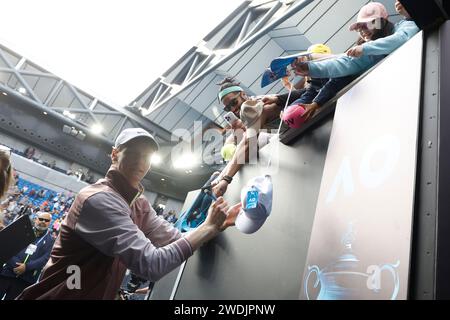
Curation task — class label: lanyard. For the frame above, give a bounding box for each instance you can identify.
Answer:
[22,230,49,264]
[34,230,49,246]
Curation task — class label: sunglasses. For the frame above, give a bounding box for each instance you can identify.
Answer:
[223,92,241,112]
[38,217,51,222]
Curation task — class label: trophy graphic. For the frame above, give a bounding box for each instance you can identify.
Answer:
[303,223,400,300]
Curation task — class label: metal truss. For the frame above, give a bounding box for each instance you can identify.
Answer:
[133,0,314,117]
[0,44,173,145]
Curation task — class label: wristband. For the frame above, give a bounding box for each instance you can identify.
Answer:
[222,175,233,184]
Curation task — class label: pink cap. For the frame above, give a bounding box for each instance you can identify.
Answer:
[282,104,307,129]
[349,2,388,31]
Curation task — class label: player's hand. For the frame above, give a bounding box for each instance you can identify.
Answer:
[219,203,242,231]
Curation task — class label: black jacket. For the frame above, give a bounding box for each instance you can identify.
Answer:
[1,229,54,284]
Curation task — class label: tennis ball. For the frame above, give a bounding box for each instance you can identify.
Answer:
[221,144,237,161]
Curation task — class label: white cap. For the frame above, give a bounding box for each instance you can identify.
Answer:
[240,100,264,138]
[114,128,159,151]
[235,175,273,234]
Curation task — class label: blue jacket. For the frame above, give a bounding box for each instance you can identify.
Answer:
[362,19,420,56]
[308,19,420,79]
[1,229,54,284]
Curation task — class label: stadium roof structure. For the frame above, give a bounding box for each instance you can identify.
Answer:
[0,0,401,198]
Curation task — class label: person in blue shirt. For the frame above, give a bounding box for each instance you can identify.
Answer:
[346,1,419,58]
[0,212,54,300]
[288,2,397,120]
[293,1,419,80]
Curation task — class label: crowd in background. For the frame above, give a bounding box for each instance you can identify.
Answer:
[0,171,74,237]
[14,145,95,184]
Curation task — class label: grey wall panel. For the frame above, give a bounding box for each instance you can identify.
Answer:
[269,25,302,38]
[378,0,401,15]
[296,0,342,32]
[231,39,285,91]
[225,35,280,78]
[302,0,368,44]
[185,74,224,113]
[271,33,311,52]
[152,99,179,124]
[274,0,321,30]
[323,11,360,53]
[178,73,214,102]
[147,99,174,122]
[218,47,251,73]
[170,109,205,132]
[202,103,226,123]
[174,117,334,299]
[159,101,192,130]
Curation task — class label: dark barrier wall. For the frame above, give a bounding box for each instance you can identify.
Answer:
[410,20,450,300]
[173,118,334,299]
[435,20,450,299]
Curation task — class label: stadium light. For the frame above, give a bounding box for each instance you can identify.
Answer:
[17,87,27,94]
[173,152,198,169]
[151,153,162,165]
[91,123,103,135]
[63,110,76,119]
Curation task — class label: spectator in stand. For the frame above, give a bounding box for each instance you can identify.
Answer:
[18,203,33,217]
[11,184,20,196]
[19,195,29,205]
[154,204,164,216]
[49,160,56,169]
[51,230,58,241]
[12,203,24,217]
[29,188,37,198]
[40,199,49,210]
[58,201,65,213]
[51,208,59,219]
[7,198,17,213]
[2,212,14,228]
[37,189,46,199]
[52,218,61,233]
[0,201,6,230]
[165,210,177,224]
[24,146,36,160]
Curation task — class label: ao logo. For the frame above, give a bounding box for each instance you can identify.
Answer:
[326,134,401,204]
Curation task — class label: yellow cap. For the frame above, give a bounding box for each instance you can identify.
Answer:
[307,43,332,55]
